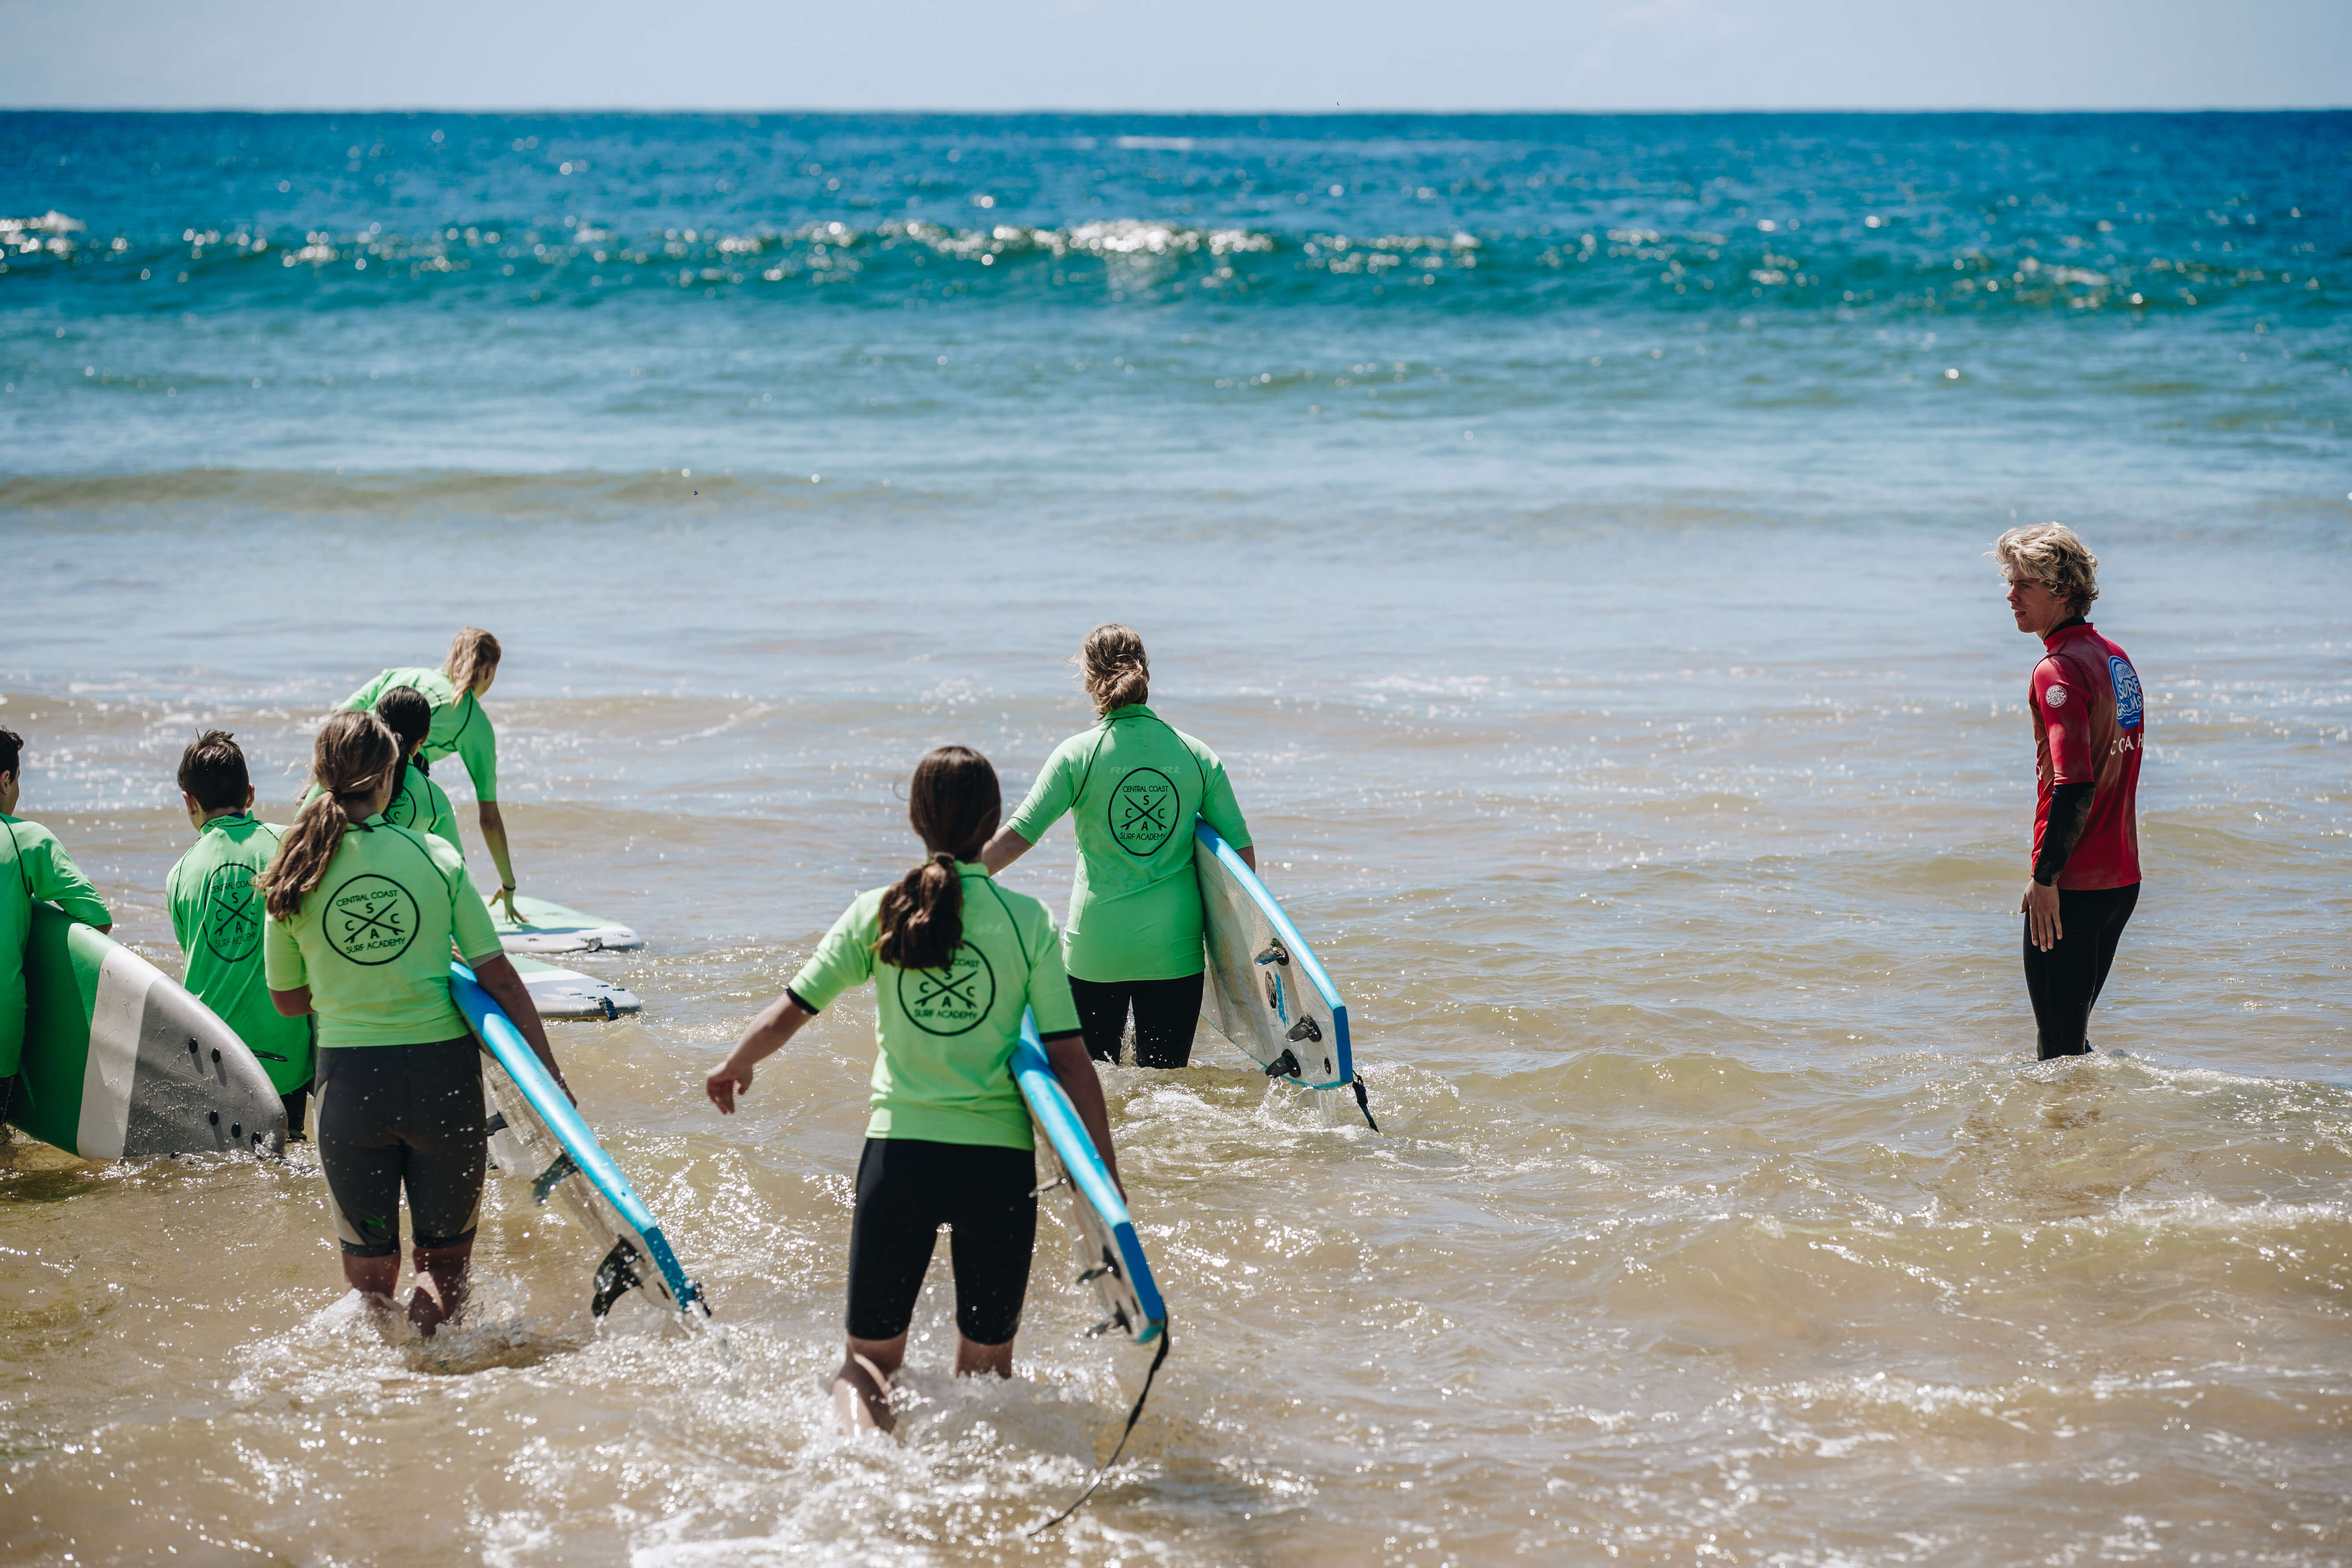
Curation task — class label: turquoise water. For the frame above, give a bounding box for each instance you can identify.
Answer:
[2,114,2350,1567]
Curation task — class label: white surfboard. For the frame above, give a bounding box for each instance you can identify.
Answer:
[485,893,643,955]
[1194,821,1375,1128]
[512,956,641,1021]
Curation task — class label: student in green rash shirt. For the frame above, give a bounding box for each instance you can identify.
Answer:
[339,627,515,915]
[704,746,1116,1436]
[258,711,567,1338]
[0,727,114,1088]
[299,687,464,863]
[165,731,316,1137]
[982,624,1255,1070]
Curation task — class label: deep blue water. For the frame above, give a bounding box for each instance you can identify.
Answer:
[1,111,2345,510]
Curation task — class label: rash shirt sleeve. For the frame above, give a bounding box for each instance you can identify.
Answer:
[447,863,504,966]
[339,669,395,713]
[263,910,306,992]
[1194,743,1252,852]
[787,895,880,1014]
[19,826,111,928]
[1006,738,1083,844]
[1025,910,1081,1038]
[2033,655,2099,785]
[448,698,499,803]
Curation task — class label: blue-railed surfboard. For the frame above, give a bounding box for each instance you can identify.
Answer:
[1011,1012,1165,1346]
[450,961,715,1333]
[9,905,285,1159]
[484,893,642,955]
[1193,820,1376,1127]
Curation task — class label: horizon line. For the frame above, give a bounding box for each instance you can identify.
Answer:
[4,103,2348,117]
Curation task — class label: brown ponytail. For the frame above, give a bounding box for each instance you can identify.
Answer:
[874,745,1002,970]
[256,711,399,920]
[444,627,502,697]
[1077,623,1149,714]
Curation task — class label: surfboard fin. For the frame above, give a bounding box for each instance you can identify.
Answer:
[532,1151,580,1205]
[1254,941,1290,968]
[1286,1015,1323,1044]
[592,1237,643,1317]
[1263,1048,1300,1080]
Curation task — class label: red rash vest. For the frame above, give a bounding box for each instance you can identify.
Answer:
[2029,621,2145,890]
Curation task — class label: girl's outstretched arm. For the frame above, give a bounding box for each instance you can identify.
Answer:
[706,992,816,1113]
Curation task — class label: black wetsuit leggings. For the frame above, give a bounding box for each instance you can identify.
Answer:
[845,1138,1036,1345]
[315,1038,487,1257]
[2022,882,2140,1060]
[1068,972,1204,1069]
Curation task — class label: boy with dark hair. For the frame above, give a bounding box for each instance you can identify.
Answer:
[166,731,315,1137]
[2,727,114,1097]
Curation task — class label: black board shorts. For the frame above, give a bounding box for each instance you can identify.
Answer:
[315,1037,487,1257]
[845,1137,1036,1345]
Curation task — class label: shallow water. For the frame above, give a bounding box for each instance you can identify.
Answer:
[3,112,2350,1566]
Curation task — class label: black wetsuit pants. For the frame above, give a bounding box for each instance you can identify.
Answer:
[1068,972,1204,1069]
[315,1038,487,1257]
[2022,882,2140,1060]
[844,1138,1036,1345]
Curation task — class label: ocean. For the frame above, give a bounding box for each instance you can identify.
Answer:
[1,111,2348,1566]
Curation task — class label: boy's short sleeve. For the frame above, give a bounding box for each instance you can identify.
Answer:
[165,851,198,954]
[22,829,112,928]
[452,700,499,803]
[1024,910,1081,1037]
[788,897,878,1013]
[2034,655,2097,784]
[1195,743,1252,851]
[263,912,306,991]
[1006,739,1083,844]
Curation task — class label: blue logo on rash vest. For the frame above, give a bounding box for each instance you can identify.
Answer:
[2109,655,2144,731]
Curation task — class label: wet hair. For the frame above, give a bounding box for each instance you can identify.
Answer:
[873,746,1002,971]
[1076,623,1149,715]
[177,730,251,812]
[255,712,399,920]
[1993,523,2100,615]
[0,726,19,778]
[443,627,502,697]
[376,684,434,766]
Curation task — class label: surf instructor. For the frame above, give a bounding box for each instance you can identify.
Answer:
[259,710,565,1336]
[703,745,1114,1435]
[982,624,1254,1069]
[340,628,518,919]
[1995,523,2146,1060]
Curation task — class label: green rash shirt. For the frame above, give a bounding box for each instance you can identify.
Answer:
[1006,705,1253,983]
[0,815,113,1078]
[787,865,1081,1150]
[262,816,503,1051]
[339,668,499,803]
[167,814,315,1095]
[301,762,462,861]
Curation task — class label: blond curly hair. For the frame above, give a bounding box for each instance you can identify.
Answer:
[1992,523,2099,614]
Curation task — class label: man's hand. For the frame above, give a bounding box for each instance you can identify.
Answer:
[2022,880,2063,952]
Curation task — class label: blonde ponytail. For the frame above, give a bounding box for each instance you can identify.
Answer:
[1077,623,1149,714]
[256,712,399,920]
[443,627,502,697]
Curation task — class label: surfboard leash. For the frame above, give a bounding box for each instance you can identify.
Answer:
[1351,1073,1379,1133]
[1026,1325,1172,1536]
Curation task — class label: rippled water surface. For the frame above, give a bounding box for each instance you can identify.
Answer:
[3,112,2349,1566]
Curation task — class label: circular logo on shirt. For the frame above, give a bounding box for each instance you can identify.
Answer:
[198,862,264,963]
[383,776,418,829]
[2044,684,2069,709]
[323,872,421,966]
[897,942,996,1036]
[1108,766,1179,855]
[2109,654,2144,731]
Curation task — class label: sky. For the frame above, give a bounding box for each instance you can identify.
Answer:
[0,0,2345,111]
